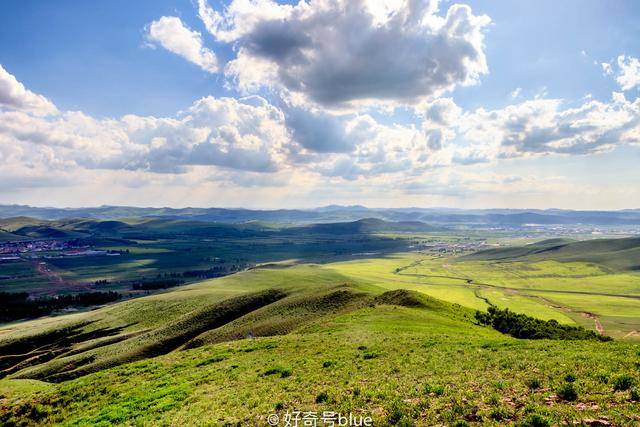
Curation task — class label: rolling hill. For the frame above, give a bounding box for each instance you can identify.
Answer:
[462,237,640,271]
[0,217,442,241]
[2,204,640,227]
[295,218,443,235]
[0,262,638,426]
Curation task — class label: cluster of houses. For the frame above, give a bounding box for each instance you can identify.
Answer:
[0,239,119,261]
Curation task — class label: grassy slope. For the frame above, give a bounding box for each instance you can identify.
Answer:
[462,237,640,271]
[327,253,640,338]
[0,265,368,383]
[1,249,640,425]
[1,295,638,426]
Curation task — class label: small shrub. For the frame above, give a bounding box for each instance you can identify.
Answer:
[195,354,227,367]
[386,400,410,425]
[489,407,511,421]
[363,352,379,360]
[612,374,635,391]
[519,414,551,427]
[494,380,507,390]
[432,385,445,396]
[279,368,291,378]
[263,366,291,378]
[557,383,578,401]
[424,384,445,396]
[486,394,500,406]
[630,387,639,401]
[526,378,541,390]
[274,402,284,411]
[322,360,335,368]
[315,391,329,404]
[564,374,576,383]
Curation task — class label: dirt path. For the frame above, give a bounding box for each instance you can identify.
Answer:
[529,293,607,336]
[31,260,92,296]
[581,312,605,335]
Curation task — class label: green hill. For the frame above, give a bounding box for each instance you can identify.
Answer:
[298,218,443,235]
[1,242,639,425]
[462,237,640,271]
[0,216,440,241]
[0,266,637,425]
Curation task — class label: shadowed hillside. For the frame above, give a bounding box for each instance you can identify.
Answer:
[462,237,640,271]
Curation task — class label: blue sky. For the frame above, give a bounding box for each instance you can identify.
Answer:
[0,0,639,208]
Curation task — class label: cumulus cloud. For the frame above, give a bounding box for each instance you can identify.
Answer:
[205,0,490,108]
[0,65,292,178]
[461,94,640,158]
[0,65,58,116]
[146,16,219,73]
[2,49,640,202]
[616,55,640,91]
[285,108,355,153]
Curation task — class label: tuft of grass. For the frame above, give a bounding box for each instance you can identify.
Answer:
[263,366,291,378]
[315,391,329,404]
[612,374,635,391]
[519,414,551,427]
[556,383,578,401]
[423,383,445,396]
[526,378,542,390]
[489,406,512,421]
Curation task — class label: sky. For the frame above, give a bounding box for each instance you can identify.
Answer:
[0,0,639,209]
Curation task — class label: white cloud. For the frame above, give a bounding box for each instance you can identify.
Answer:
[0,66,292,177]
[616,55,640,91]
[0,64,58,116]
[146,16,219,73]
[510,87,522,99]
[459,93,640,158]
[2,51,640,208]
[206,0,490,108]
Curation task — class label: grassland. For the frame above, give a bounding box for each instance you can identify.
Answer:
[0,218,419,297]
[329,253,640,338]
[1,232,639,425]
[1,289,639,426]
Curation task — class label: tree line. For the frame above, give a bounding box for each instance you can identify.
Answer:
[0,291,121,322]
[475,306,612,341]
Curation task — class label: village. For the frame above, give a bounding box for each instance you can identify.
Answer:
[0,239,119,260]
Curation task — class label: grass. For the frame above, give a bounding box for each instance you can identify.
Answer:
[2,301,639,426]
[1,237,639,425]
[329,253,640,339]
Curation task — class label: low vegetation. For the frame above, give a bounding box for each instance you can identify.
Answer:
[475,306,612,341]
[0,229,639,425]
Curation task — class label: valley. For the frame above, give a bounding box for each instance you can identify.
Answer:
[0,215,639,425]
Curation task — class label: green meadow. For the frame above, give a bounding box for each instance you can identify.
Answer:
[1,234,640,425]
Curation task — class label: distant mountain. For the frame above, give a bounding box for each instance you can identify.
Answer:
[299,218,443,234]
[0,217,443,242]
[0,204,639,227]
